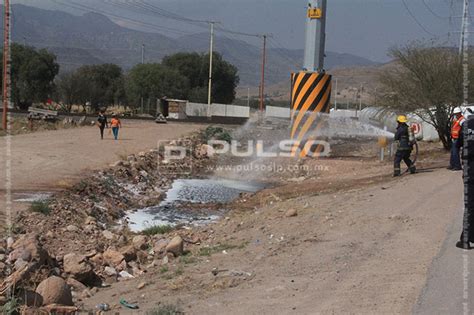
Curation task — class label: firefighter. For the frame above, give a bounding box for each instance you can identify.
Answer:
[393,115,416,177]
[448,107,465,171]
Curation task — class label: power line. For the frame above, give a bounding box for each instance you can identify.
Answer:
[52,0,198,37]
[421,0,449,19]
[401,0,437,36]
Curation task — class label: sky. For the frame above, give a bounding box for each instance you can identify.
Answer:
[12,0,466,62]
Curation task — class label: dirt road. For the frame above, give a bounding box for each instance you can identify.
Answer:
[83,167,464,314]
[0,120,204,220]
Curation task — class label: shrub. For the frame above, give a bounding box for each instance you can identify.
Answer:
[141,225,174,236]
[30,200,51,215]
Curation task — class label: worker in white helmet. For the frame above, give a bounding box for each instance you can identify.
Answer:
[448,107,465,171]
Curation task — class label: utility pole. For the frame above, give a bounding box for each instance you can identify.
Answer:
[2,0,11,130]
[247,87,250,107]
[259,34,267,114]
[207,21,215,118]
[141,44,145,113]
[334,78,338,110]
[460,0,469,106]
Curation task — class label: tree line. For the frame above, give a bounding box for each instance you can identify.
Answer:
[1,44,240,112]
[380,42,473,150]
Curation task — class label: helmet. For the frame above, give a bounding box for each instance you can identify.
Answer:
[453,107,463,115]
[397,115,408,123]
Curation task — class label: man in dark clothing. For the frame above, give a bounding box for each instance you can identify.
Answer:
[97,110,108,140]
[393,115,416,177]
[457,115,474,249]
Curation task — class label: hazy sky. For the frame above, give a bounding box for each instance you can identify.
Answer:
[13,0,465,62]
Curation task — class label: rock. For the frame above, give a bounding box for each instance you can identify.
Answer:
[166,236,184,257]
[10,234,48,265]
[9,248,32,263]
[63,253,93,282]
[17,289,43,307]
[104,266,117,277]
[111,160,123,168]
[153,239,168,254]
[136,250,148,263]
[132,235,148,250]
[90,253,103,266]
[116,259,128,272]
[103,249,124,267]
[66,278,87,292]
[0,246,5,254]
[119,245,137,262]
[132,265,144,277]
[197,144,215,158]
[84,225,96,234]
[137,281,147,290]
[285,209,298,217]
[161,255,169,265]
[14,258,28,271]
[118,270,134,280]
[84,216,97,225]
[36,276,73,306]
[102,230,115,240]
[81,288,93,299]
[66,225,79,232]
[6,237,14,249]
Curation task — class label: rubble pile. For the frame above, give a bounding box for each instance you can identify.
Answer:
[0,134,218,310]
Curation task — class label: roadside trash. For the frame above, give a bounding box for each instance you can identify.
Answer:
[120,298,139,309]
[96,303,110,311]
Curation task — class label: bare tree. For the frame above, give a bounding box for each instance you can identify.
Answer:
[379,42,465,149]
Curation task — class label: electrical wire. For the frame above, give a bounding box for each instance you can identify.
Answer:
[421,0,449,19]
[401,0,438,36]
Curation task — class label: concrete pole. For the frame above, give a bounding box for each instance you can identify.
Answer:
[303,0,327,72]
[141,44,145,64]
[2,0,11,130]
[460,0,469,106]
[207,22,215,117]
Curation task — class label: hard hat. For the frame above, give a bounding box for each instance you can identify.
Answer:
[397,115,408,123]
[453,107,463,115]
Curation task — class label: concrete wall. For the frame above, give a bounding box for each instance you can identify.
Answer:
[186,102,249,118]
[265,106,291,119]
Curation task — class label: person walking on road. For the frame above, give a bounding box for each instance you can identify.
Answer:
[393,115,416,177]
[97,110,108,140]
[448,107,465,171]
[110,114,122,141]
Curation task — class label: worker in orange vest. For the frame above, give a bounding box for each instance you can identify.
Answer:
[448,107,465,171]
[110,114,122,141]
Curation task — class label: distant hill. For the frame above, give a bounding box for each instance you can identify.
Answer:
[7,4,379,86]
[238,62,398,104]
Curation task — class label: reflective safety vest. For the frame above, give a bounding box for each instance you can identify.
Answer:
[110,118,121,128]
[451,116,465,139]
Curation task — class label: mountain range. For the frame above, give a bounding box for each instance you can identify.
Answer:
[8,4,379,86]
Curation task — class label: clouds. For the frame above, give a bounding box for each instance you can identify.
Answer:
[12,0,460,62]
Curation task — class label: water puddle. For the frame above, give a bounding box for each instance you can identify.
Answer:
[125,178,264,232]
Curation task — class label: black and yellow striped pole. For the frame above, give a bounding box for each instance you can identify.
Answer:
[290,0,330,158]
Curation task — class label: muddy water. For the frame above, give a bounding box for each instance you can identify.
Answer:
[125,178,264,232]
